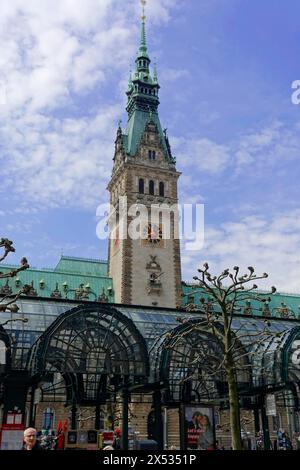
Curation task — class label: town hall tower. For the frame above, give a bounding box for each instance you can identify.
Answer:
[108,3,182,308]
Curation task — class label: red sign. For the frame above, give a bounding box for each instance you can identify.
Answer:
[102,431,114,441]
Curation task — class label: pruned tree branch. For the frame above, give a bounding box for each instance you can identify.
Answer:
[175,263,285,450]
[0,237,30,314]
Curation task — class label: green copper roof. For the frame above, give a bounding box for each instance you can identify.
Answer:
[55,255,108,277]
[125,110,169,157]
[182,283,300,319]
[2,254,300,322]
[0,256,113,302]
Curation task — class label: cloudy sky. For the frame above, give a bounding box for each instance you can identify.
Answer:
[1,0,300,293]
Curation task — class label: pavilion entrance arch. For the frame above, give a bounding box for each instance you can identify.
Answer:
[27,304,149,449]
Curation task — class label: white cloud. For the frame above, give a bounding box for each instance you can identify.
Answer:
[161,68,190,82]
[181,209,300,293]
[172,136,231,174]
[233,120,300,175]
[0,0,179,210]
[1,105,121,208]
[172,119,300,183]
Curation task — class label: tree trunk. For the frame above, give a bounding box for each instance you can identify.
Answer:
[226,358,243,450]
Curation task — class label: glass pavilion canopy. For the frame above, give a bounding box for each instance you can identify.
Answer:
[1,297,300,406]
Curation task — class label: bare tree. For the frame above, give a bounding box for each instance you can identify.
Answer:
[177,263,281,450]
[0,237,30,313]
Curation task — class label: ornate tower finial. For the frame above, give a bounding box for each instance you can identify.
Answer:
[153,61,158,82]
[141,0,147,22]
[139,0,148,56]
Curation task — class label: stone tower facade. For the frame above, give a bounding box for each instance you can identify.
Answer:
[108,16,181,308]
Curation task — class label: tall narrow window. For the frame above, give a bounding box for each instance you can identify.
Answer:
[139,178,144,194]
[159,182,164,197]
[295,412,300,432]
[0,340,6,367]
[149,180,155,195]
[43,407,54,430]
[214,410,220,427]
[148,150,156,161]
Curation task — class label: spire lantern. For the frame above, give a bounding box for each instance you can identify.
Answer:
[136,0,150,69]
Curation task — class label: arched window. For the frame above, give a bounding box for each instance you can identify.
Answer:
[149,180,155,195]
[139,178,144,194]
[159,182,164,197]
[43,407,55,430]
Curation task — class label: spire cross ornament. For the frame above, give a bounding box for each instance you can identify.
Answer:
[141,0,146,21]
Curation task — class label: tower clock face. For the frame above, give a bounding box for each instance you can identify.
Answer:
[143,223,163,244]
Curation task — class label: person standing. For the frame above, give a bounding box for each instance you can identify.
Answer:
[22,428,43,450]
[112,427,122,450]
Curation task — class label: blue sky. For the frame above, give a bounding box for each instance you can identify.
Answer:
[1,0,300,292]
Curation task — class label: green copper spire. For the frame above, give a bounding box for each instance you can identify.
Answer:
[136,0,150,67]
[140,0,147,47]
[121,0,174,163]
[138,19,148,58]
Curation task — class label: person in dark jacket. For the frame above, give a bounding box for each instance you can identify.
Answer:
[22,427,43,450]
[112,427,122,450]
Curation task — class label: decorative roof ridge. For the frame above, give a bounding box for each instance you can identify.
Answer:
[0,263,111,279]
[182,281,300,298]
[53,269,111,280]
[58,256,107,264]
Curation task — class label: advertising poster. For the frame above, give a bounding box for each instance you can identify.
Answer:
[87,430,97,444]
[184,406,215,450]
[67,431,77,445]
[78,431,88,445]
